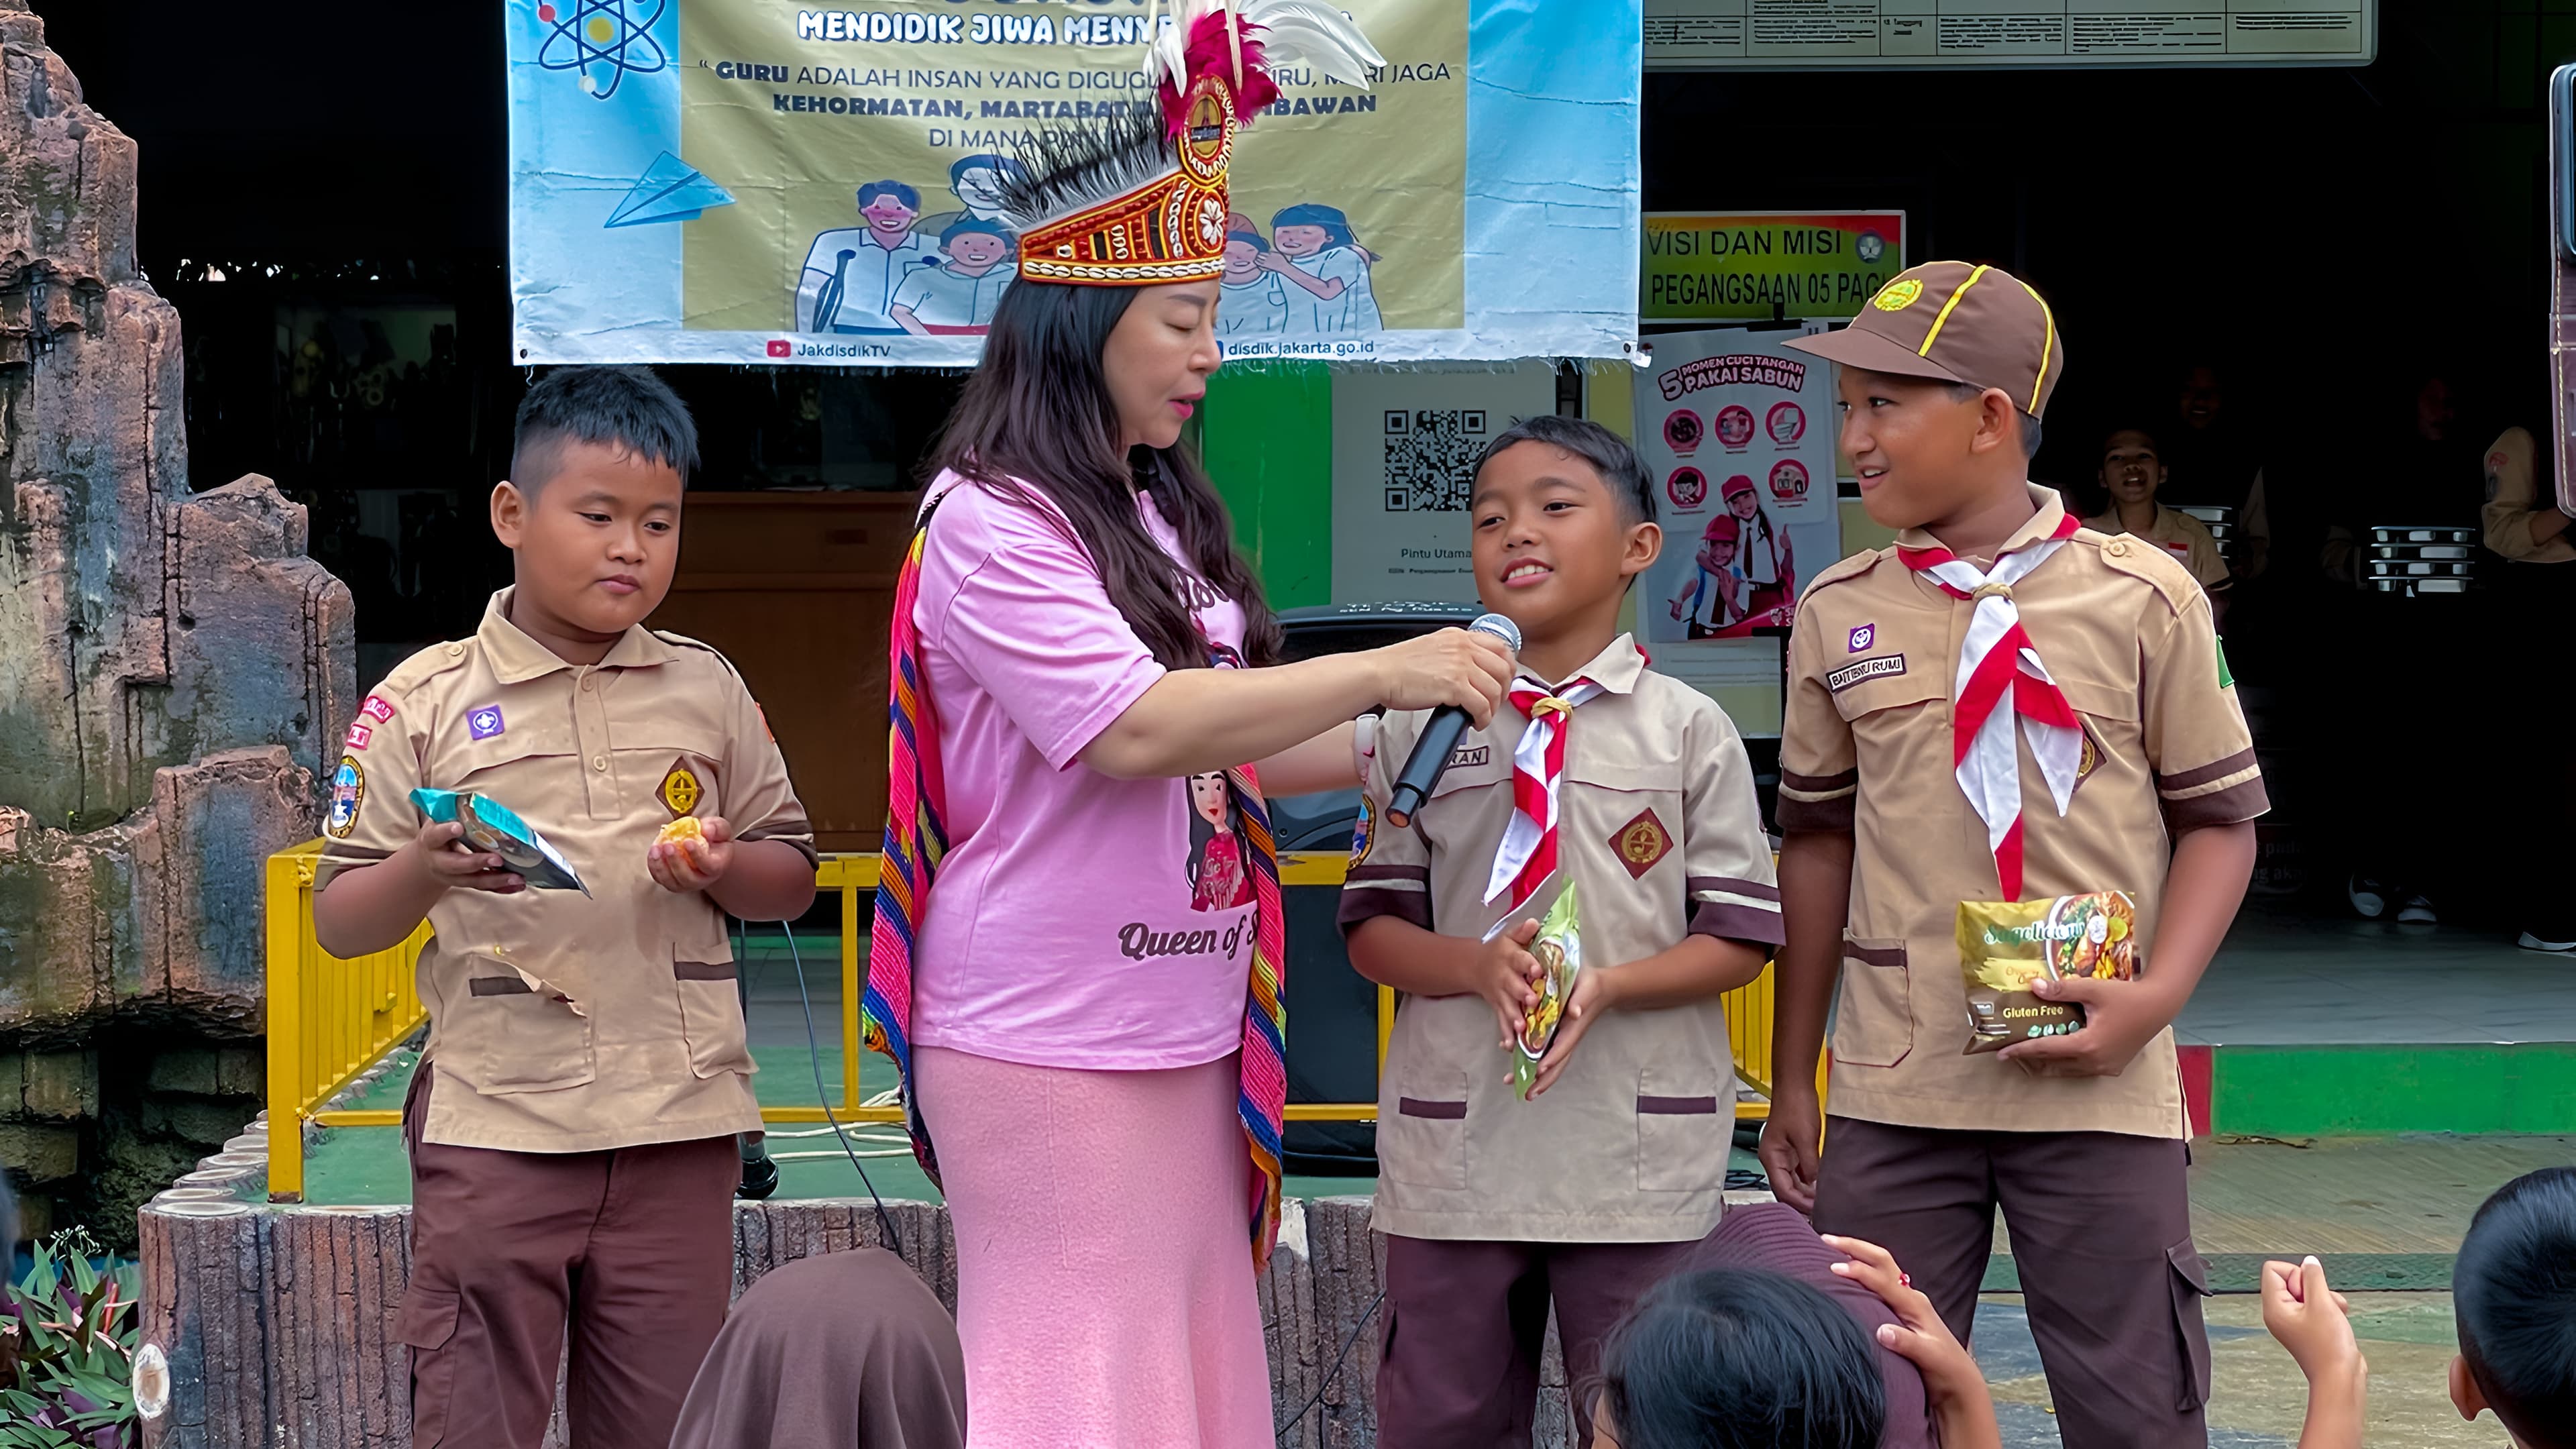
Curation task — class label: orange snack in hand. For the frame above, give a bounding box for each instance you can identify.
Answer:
[657,816,704,847]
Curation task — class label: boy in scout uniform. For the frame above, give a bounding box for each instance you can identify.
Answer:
[1340,415,1782,1447]
[311,367,818,1449]
[2085,425,2233,624]
[1760,263,2266,1449]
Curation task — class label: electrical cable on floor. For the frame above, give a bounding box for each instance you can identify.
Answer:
[1275,1287,1386,1443]
[779,921,905,1257]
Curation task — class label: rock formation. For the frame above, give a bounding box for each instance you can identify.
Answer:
[0,1,353,1240]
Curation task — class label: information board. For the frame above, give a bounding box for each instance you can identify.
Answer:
[1644,0,2373,68]
[1645,213,1904,323]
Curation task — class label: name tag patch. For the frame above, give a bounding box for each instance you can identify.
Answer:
[1447,745,1491,769]
[1826,654,1906,693]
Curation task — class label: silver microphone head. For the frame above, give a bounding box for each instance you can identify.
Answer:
[1466,612,1523,651]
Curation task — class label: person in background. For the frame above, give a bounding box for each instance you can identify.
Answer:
[2479,426,2576,955]
[2162,364,2271,582]
[2084,427,2233,626]
[669,1249,967,1449]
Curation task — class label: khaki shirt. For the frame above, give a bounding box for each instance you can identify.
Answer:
[2084,504,2231,594]
[1339,637,1784,1242]
[2481,427,2576,564]
[1777,488,2267,1139]
[317,590,817,1153]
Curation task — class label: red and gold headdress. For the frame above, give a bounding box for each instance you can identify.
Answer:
[1002,0,1382,286]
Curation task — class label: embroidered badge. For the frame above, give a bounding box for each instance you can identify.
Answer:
[343,722,373,751]
[360,695,396,724]
[1447,745,1491,769]
[2071,724,2104,797]
[1848,624,1877,653]
[1826,654,1906,692]
[1874,278,1925,311]
[467,705,506,741]
[1611,808,1674,880]
[1350,795,1375,868]
[659,759,706,817]
[326,755,364,839]
[2216,638,2235,690]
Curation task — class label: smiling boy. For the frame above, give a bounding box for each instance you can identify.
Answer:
[1760,263,2264,1449]
[313,367,818,1448]
[1340,415,1779,1446]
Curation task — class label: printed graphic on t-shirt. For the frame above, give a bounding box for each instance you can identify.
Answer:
[1186,770,1257,913]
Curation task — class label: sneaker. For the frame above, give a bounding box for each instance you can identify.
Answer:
[2398,896,2438,925]
[2347,875,2388,920]
[2519,932,2576,953]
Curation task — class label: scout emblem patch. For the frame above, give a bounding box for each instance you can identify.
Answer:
[1874,278,1925,311]
[468,704,506,741]
[326,756,364,839]
[1848,624,1876,653]
[1612,808,1673,879]
[659,759,705,817]
[1349,794,1375,868]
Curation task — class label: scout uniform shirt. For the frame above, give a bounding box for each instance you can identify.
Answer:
[317,588,817,1153]
[2481,427,2576,564]
[1339,636,1784,1242]
[1777,487,2267,1139]
[2082,503,2231,596]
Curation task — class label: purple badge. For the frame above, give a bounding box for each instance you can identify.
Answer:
[468,705,506,741]
[1848,625,1876,653]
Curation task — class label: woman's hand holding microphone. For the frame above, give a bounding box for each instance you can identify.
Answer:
[1370,627,1515,729]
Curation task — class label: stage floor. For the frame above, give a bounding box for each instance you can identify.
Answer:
[2179,898,2576,1046]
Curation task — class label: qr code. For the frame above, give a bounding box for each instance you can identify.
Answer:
[1383,409,1488,513]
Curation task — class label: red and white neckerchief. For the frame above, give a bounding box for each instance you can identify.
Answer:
[1897,513,2084,900]
[1484,677,1606,910]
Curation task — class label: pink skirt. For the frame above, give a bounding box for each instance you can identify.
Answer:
[915,1046,1272,1449]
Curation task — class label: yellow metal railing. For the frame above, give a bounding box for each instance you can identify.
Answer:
[266,847,1799,1200]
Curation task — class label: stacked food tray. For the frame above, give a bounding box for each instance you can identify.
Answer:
[2367,525,2479,596]
[2176,504,2239,565]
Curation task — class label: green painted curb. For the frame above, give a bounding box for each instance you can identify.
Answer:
[2212,1044,2576,1137]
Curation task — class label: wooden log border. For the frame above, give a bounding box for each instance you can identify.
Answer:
[139,1195,1590,1449]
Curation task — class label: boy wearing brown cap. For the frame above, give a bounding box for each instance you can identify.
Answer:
[1758,262,2266,1448]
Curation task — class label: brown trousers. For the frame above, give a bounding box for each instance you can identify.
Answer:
[1811,1117,2213,1449]
[398,1067,739,1448]
[1375,1234,1690,1449]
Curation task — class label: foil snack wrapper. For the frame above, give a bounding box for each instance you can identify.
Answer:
[1956,891,2136,1055]
[410,788,591,896]
[1509,882,1582,1099]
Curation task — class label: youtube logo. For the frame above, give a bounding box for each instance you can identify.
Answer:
[765,339,791,358]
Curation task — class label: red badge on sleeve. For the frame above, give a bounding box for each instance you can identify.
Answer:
[360,695,396,723]
[344,722,374,751]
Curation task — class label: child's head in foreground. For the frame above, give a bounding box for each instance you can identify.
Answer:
[496,366,700,643]
[2453,1166,2576,1447]
[1468,414,1660,643]
[1592,1268,1887,1449]
[1782,260,2061,534]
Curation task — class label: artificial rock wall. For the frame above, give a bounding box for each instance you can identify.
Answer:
[0,2,352,1235]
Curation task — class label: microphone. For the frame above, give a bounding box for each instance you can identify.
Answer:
[1383,612,1522,829]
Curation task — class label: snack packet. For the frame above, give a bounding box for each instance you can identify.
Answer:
[1956,890,2136,1055]
[410,788,591,896]
[1509,881,1582,1099]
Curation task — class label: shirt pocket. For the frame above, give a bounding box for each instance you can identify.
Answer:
[1635,1067,1727,1193]
[447,955,596,1095]
[1831,936,1913,1069]
[2057,674,2141,792]
[672,947,755,1079]
[1379,1067,1471,1191]
[1828,659,1947,725]
[1565,757,1687,897]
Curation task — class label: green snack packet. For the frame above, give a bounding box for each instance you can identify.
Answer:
[410,788,590,896]
[1509,881,1582,1100]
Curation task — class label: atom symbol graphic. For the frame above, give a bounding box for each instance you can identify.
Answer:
[536,0,669,100]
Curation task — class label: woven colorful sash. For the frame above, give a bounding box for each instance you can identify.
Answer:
[864,501,1287,1264]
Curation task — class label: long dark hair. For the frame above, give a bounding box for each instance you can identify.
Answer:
[1592,1269,1886,1449]
[928,280,1281,669]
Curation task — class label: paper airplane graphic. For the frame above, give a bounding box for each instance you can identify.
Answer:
[605,152,735,227]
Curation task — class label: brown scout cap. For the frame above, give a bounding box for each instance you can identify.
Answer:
[1783,261,2066,419]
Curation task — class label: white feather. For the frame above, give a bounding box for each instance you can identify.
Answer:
[1239,1,1385,83]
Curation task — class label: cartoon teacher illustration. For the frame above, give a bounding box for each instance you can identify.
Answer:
[796,180,937,335]
[1263,203,1382,333]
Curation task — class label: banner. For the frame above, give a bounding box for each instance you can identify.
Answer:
[1644,213,1904,324]
[1330,364,1560,604]
[1636,326,1839,692]
[1644,0,2375,68]
[508,0,1640,368]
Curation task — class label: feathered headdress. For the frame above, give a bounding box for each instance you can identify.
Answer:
[998,0,1383,286]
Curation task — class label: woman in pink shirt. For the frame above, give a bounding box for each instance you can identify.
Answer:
[875,30,1505,1440]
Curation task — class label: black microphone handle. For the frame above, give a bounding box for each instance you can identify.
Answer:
[1383,702,1474,828]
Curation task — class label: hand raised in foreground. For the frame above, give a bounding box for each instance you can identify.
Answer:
[649,816,737,894]
[2261,1256,2367,1449]
[1823,1234,2002,1449]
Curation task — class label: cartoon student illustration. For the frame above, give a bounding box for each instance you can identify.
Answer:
[1187,771,1256,912]
[913,153,1029,240]
[796,180,936,335]
[1668,513,1790,640]
[1219,228,1293,337]
[1263,203,1382,333]
[1723,473,1800,619]
[890,218,1016,336]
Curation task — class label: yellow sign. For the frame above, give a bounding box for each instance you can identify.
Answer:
[1644,212,1907,323]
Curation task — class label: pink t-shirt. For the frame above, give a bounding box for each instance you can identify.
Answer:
[908,472,1255,1070]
